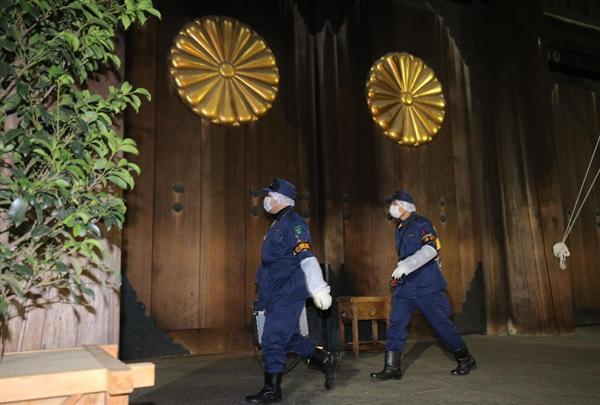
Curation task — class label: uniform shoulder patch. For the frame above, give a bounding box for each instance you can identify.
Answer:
[294,224,303,236]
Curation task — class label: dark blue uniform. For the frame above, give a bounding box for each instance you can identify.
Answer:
[256,207,316,374]
[386,213,464,352]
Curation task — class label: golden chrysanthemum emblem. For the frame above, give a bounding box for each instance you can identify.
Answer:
[169,16,279,126]
[366,52,445,146]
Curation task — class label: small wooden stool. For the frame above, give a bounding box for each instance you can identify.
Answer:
[337,296,391,357]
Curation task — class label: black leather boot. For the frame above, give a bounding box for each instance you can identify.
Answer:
[245,372,282,403]
[451,345,476,376]
[370,350,402,380]
[308,347,339,389]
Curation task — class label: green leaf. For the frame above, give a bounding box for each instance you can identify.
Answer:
[58,74,74,86]
[56,262,69,274]
[116,169,135,189]
[3,128,23,143]
[8,197,28,223]
[0,37,15,51]
[107,175,127,189]
[130,94,141,112]
[134,87,151,100]
[73,223,86,237]
[121,81,133,93]
[31,225,52,238]
[31,134,51,149]
[66,165,85,179]
[137,11,147,26]
[2,274,24,298]
[129,162,141,175]
[48,65,63,78]
[82,286,95,300]
[93,158,108,170]
[85,239,103,250]
[4,93,21,113]
[118,144,139,155]
[16,81,28,99]
[19,0,31,14]
[147,8,161,19]
[72,259,82,276]
[0,60,10,79]
[58,31,80,51]
[82,111,99,123]
[88,223,101,238]
[107,53,121,68]
[63,214,75,228]
[81,2,102,18]
[72,293,81,304]
[121,14,131,29]
[33,148,52,161]
[76,211,90,223]
[54,178,70,193]
[14,264,33,277]
[0,296,6,320]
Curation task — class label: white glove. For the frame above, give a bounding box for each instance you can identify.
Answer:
[391,262,409,279]
[312,290,332,310]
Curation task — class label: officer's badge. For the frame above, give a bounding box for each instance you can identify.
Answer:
[294,225,303,236]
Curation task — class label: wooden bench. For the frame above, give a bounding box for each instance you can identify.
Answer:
[337,296,391,357]
[0,344,154,404]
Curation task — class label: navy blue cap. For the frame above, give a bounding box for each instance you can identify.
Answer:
[262,178,297,200]
[385,190,414,204]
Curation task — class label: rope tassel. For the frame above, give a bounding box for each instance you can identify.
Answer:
[553,242,570,270]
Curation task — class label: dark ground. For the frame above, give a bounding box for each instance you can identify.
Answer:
[129,325,600,404]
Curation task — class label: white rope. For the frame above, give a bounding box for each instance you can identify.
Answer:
[553,133,600,269]
[562,134,600,242]
[563,167,600,240]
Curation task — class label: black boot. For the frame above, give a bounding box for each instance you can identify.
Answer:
[370,350,402,380]
[451,345,476,376]
[308,347,338,390]
[245,372,282,403]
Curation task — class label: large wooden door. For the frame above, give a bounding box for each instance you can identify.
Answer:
[123,0,319,354]
[551,76,600,324]
[314,1,483,335]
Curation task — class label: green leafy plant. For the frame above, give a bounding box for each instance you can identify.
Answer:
[0,0,160,335]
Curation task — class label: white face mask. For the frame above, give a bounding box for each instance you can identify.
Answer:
[389,205,402,219]
[263,196,275,213]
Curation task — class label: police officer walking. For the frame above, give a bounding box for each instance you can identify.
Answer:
[371,191,476,381]
[246,178,338,404]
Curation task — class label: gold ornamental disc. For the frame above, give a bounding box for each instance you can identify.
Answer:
[366,52,445,146]
[169,16,280,126]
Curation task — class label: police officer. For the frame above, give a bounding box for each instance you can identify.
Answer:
[371,191,476,381]
[246,178,338,404]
